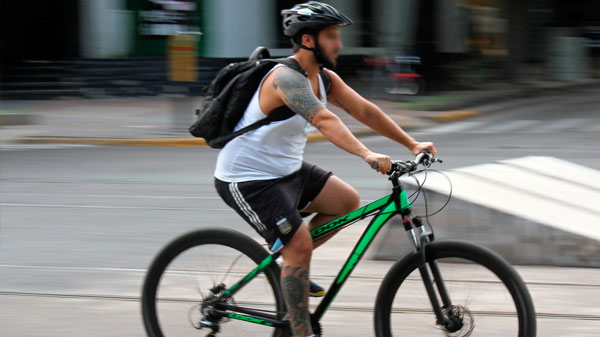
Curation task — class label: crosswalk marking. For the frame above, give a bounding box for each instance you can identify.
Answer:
[470,120,538,133]
[529,118,588,133]
[0,144,96,151]
[425,121,486,134]
[422,118,598,135]
[580,122,600,133]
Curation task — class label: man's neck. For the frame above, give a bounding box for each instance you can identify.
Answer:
[291,51,320,78]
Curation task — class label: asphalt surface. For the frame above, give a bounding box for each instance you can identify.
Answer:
[1,87,600,336]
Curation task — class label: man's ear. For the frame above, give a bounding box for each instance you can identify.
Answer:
[301,33,315,49]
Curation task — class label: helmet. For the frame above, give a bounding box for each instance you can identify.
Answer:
[281,1,353,38]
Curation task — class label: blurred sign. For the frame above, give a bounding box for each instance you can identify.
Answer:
[168,34,197,81]
[138,0,199,36]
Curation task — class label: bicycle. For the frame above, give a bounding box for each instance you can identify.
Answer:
[141,152,537,337]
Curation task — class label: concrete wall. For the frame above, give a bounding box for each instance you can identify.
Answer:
[374,0,418,50]
[546,28,591,81]
[373,189,600,267]
[203,0,276,57]
[435,0,468,53]
[201,0,418,57]
[79,0,134,58]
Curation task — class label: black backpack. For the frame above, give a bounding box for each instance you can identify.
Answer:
[189,48,331,149]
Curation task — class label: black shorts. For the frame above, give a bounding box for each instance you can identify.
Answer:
[215,161,332,251]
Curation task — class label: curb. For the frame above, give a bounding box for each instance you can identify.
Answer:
[8,110,479,147]
[425,109,482,123]
[417,80,600,112]
[12,129,379,147]
[14,137,210,147]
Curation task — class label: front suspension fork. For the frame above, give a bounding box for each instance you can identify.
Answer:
[408,216,456,328]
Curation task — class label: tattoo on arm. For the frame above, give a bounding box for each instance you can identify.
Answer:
[281,266,313,337]
[273,67,325,123]
[333,98,352,115]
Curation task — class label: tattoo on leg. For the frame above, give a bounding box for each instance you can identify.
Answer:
[281,266,313,337]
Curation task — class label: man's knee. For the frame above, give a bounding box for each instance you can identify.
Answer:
[344,187,360,213]
[330,177,360,214]
[280,224,312,265]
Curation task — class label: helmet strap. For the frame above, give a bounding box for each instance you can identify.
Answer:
[298,33,334,70]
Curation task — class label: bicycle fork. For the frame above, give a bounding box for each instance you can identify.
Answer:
[405,216,461,331]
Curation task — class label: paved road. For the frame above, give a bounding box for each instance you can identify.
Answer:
[1,88,599,336]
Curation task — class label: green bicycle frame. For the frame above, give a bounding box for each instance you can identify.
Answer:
[219,186,413,326]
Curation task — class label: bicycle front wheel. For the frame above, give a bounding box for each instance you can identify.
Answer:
[374,240,536,337]
[141,228,287,337]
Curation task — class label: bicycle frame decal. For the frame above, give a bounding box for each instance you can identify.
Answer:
[399,188,411,209]
[226,313,274,327]
[310,194,391,239]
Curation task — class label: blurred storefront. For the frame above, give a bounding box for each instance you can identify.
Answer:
[2,0,600,99]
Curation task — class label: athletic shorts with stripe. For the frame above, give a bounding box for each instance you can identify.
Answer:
[214,161,333,250]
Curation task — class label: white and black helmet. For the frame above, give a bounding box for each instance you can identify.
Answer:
[281,1,353,38]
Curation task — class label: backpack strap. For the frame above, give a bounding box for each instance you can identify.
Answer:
[208,106,295,148]
[208,58,312,148]
[319,69,332,94]
[273,58,332,94]
[272,57,307,77]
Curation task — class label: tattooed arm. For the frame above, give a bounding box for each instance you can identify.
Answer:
[323,69,433,154]
[272,66,326,123]
[272,66,391,173]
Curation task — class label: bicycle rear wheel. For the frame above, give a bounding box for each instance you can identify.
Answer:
[141,228,288,337]
[374,240,536,337]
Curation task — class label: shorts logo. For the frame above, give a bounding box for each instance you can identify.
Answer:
[276,217,292,235]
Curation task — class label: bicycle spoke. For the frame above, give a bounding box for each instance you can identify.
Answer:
[145,238,284,337]
[390,259,520,336]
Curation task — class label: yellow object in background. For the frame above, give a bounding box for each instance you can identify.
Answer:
[168,35,197,82]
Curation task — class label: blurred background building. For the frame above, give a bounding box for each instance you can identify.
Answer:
[1,0,599,99]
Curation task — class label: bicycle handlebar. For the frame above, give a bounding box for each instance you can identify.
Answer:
[370,151,442,175]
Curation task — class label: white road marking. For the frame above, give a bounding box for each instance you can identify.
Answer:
[580,122,600,133]
[422,118,596,135]
[0,193,377,204]
[0,203,231,211]
[529,118,589,133]
[470,120,538,133]
[425,121,486,134]
[0,193,221,199]
[0,144,96,151]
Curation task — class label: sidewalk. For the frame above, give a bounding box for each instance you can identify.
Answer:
[0,96,473,146]
[1,78,598,146]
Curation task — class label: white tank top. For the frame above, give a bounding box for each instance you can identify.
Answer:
[214,63,326,182]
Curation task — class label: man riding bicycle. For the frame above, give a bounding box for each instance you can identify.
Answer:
[214,2,436,336]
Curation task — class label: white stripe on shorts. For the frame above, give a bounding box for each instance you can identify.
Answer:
[229,182,268,234]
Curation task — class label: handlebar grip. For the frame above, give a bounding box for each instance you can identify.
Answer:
[370,162,379,170]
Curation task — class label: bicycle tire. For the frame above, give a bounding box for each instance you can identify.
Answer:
[374,240,536,337]
[141,227,288,337]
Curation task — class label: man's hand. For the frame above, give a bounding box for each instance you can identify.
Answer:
[363,151,391,174]
[410,142,436,156]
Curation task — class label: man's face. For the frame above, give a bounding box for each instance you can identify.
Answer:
[317,26,343,66]
[301,26,343,67]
